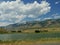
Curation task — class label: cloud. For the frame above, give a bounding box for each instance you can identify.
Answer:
[52,13,60,19]
[0,22,11,26]
[0,0,51,26]
[35,18,41,21]
[43,17,52,20]
[55,1,60,4]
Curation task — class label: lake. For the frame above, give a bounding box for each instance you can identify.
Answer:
[0,32,60,41]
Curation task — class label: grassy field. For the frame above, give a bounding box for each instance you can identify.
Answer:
[0,38,60,45]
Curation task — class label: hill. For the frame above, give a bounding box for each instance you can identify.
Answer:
[4,18,60,31]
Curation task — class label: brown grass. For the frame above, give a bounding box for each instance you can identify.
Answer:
[0,39,60,45]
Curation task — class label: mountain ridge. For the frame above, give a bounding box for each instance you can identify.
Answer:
[4,18,60,31]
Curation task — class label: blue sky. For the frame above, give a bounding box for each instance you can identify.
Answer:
[0,0,60,26]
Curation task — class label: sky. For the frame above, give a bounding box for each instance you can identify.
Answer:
[0,0,60,26]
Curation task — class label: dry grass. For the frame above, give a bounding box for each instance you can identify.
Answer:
[0,38,60,45]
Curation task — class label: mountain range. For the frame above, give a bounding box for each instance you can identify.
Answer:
[4,18,60,31]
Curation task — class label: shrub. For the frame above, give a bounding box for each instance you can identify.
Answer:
[11,31,16,32]
[18,31,21,33]
[35,30,40,33]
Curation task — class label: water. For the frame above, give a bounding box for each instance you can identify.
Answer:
[0,33,27,41]
[0,32,60,41]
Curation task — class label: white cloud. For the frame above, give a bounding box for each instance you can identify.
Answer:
[0,0,51,26]
[55,1,60,4]
[43,17,52,20]
[35,18,41,21]
[52,13,60,19]
[54,16,60,19]
[0,22,12,26]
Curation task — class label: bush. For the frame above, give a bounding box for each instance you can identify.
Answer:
[18,31,21,33]
[35,30,48,33]
[11,31,16,32]
[35,30,40,33]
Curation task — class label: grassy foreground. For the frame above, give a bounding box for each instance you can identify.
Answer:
[0,38,60,45]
